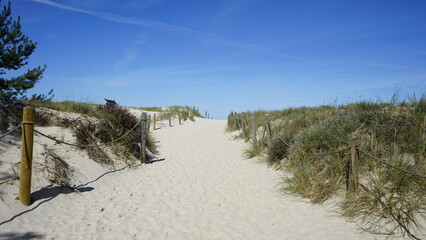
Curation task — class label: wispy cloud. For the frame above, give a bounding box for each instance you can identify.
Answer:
[32,0,313,62]
[124,0,165,9]
[114,48,141,71]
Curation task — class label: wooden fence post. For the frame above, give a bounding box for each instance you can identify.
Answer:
[265,114,272,148]
[241,113,246,139]
[251,115,257,142]
[19,107,35,206]
[347,133,359,192]
[168,113,172,127]
[140,112,148,164]
[233,112,239,130]
[147,114,151,131]
[153,113,156,130]
[178,113,182,125]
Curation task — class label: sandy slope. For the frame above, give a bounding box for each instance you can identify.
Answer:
[0,115,399,239]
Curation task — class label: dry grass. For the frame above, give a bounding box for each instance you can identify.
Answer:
[228,94,426,238]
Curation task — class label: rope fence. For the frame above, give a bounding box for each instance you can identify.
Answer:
[33,118,142,148]
[0,122,23,139]
[357,147,426,179]
[0,107,163,206]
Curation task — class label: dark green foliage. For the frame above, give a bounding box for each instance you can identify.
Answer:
[0,0,46,102]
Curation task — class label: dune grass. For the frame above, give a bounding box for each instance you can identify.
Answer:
[156,106,202,122]
[33,100,100,117]
[228,94,426,238]
[138,106,164,112]
[30,100,159,164]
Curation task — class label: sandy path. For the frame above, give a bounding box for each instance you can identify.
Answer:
[1,118,383,239]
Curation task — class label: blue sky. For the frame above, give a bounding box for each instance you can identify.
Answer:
[10,0,426,119]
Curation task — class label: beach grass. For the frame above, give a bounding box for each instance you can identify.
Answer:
[228,93,426,237]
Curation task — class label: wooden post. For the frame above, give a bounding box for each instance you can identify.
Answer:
[140,112,148,164]
[153,113,156,130]
[347,133,359,192]
[168,113,172,127]
[205,110,207,118]
[178,113,182,125]
[265,114,272,148]
[147,114,151,131]
[251,115,257,142]
[241,113,246,139]
[19,107,35,206]
[233,112,239,130]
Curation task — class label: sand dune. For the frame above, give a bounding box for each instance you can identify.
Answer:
[0,112,397,239]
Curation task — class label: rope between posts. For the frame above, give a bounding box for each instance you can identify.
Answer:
[278,137,350,158]
[0,123,24,140]
[305,147,350,157]
[357,147,426,179]
[34,118,142,148]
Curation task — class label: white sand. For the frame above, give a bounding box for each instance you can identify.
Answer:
[0,111,411,239]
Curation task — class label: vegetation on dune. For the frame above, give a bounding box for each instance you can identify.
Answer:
[137,106,203,122]
[155,106,202,122]
[228,94,426,238]
[3,99,159,166]
[34,101,100,117]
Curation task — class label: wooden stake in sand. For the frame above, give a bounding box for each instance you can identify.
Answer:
[241,113,246,138]
[251,115,257,142]
[140,112,148,164]
[233,112,239,130]
[153,113,156,130]
[19,107,35,206]
[347,133,359,192]
[265,114,272,148]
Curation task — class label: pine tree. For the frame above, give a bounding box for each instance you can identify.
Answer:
[0,0,45,103]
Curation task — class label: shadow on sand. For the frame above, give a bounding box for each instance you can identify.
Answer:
[0,185,93,226]
[0,156,166,226]
[0,231,44,240]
